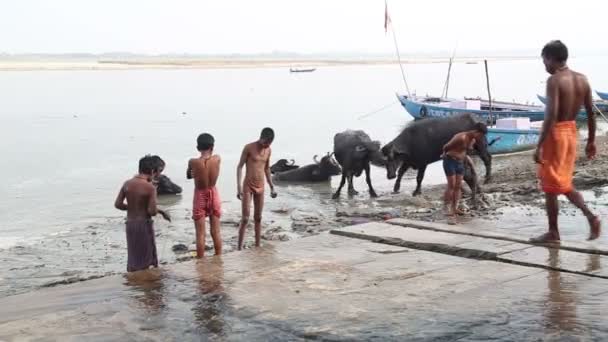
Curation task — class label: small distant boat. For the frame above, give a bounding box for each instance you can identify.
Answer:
[536,94,597,118]
[596,90,608,101]
[398,95,546,122]
[290,68,316,73]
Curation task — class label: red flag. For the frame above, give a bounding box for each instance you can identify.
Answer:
[384,0,391,34]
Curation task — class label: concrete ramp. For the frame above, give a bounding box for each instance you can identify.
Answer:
[331,220,608,279]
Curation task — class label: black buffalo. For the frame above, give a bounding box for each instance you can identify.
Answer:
[155,175,183,195]
[270,159,299,174]
[381,114,492,197]
[332,130,386,199]
[273,153,341,182]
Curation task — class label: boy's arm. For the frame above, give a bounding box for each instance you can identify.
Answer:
[464,155,474,168]
[147,185,171,221]
[535,76,559,163]
[442,135,459,154]
[583,80,597,159]
[147,185,158,217]
[186,159,193,179]
[265,151,275,193]
[236,146,248,198]
[114,183,128,210]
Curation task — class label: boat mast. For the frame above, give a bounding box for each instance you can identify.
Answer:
[442,57,453,99]
[441,45,457,99]
[386,0,411,97]
[484,59,493,124]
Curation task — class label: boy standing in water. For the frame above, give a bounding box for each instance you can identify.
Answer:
[187,133,222,257]
[236,127,277,250]
[114,155,171,272]
[442,123,487,216]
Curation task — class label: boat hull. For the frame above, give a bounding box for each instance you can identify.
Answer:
[487,128,540,155]
[597,91,608,101]
[398,95,546,122]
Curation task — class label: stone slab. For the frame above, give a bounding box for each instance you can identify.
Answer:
[388,218,608,255]
[499,246,608,278]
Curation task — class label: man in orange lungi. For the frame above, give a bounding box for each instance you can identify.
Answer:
[531,40,601,242]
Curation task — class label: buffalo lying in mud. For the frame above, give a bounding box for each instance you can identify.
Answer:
[273,153,341,182]
[270,159,299,174]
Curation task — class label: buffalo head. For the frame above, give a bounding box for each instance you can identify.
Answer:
[313,152,342,177]
[270,159,299,174]
[469,135,492,183]
[381,143,400,180]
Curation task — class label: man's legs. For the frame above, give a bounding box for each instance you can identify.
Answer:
[194,218,206,258]
[531,193,560,242]
[237,191,251,250]
[565,190,601,240]
[253,193,265,247]
[209,215,222,255]
[444,175,455,215]
[453,174,464,215]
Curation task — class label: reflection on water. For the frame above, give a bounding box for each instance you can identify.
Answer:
[544,248,601,336]
[193,256,228,337]
[545,248,577,334]
[124,268,167,315]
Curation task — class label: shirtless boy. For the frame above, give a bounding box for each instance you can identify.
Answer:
[114,155,171,272]
[442,123,487,216]
[187,133,222,257]
[532,40,600,242]
[236,127,277,250]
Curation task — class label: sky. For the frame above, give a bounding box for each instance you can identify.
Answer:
[1,0,606,55]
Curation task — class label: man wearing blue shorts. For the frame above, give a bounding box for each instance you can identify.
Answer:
[442,123,487,216]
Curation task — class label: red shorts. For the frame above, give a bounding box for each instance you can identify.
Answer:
[192,187,221,220]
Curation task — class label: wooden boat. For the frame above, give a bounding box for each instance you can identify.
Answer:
[289,68,316,73]
[397,95,546,122]
[536,94,597,118]
[596,91,608,101]
[486,126,540,155]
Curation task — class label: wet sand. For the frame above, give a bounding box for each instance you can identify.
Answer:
[1,222,607,341]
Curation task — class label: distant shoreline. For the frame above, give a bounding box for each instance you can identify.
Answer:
[0,56,536,71]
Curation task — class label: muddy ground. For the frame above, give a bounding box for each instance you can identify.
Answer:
[322,134,608,225]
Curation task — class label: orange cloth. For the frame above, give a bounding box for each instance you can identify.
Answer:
[192,186,221,220]
[539,121,577,194]
[244,176,265,195]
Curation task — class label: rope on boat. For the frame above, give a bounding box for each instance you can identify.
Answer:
[385,0,411,97]
[592,103,608,124]
[357,100,399,120]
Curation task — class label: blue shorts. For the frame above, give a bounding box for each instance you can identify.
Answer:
[443,155,464,176]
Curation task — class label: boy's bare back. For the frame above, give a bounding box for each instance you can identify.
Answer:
[121,177,156,220]
[189,155,221,190]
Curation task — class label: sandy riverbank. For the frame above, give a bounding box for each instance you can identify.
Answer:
[0,56,536,71]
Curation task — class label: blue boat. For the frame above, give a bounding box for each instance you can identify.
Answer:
[536,94,598,118]
[398,95,546,122]
[597,91,608,101]
[486,127,540,155]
